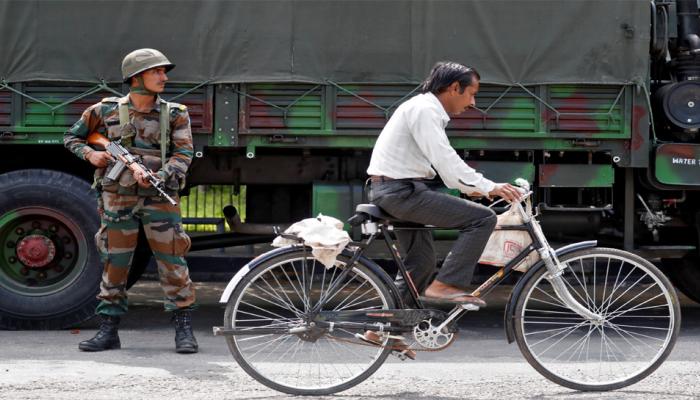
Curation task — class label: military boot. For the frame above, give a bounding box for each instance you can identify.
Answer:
[173,309,198,354]
[78,315,121,351]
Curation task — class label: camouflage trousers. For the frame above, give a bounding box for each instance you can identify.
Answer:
[94,191,195,316]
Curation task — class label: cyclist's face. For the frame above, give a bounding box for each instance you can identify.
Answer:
[444,80,479,116]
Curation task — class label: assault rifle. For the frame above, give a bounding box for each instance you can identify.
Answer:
[87,132,177,206]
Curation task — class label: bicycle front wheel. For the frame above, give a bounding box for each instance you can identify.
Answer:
[513,247,680,391]
[224,248,396,395]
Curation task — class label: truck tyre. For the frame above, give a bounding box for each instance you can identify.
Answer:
[0,169,101,329]
[663,255,700,304]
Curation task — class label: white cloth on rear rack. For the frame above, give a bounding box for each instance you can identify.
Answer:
[272,214,351,268]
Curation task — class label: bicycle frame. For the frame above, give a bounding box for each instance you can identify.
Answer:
[352,194,604,332]
[215,194,603,337]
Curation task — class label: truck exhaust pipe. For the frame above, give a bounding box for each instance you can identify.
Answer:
[223,205,291,235]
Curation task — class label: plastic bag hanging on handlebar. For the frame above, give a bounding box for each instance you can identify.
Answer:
[478,198,538,272]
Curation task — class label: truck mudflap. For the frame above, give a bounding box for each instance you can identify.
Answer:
[503,240,598,344]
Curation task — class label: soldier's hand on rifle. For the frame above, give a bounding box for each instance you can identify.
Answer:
[488,183,522,203]
[86,151,114,168]
[133,168,153,188]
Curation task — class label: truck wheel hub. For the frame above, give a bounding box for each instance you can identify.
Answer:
[16,234,56,268]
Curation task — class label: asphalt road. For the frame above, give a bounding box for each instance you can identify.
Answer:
[1,282,699,400]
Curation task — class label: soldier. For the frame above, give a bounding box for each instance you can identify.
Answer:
[64,48,198,353]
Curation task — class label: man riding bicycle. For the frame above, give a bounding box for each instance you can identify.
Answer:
[367,61,521,309]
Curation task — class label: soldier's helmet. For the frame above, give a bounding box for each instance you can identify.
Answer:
[121,48,175,83]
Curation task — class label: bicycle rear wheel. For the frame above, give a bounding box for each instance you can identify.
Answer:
[513,247,680,391]
[224,248,395,395]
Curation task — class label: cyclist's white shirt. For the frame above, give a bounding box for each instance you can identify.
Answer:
[367,92,496,195]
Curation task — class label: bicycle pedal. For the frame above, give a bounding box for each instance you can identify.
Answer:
[392,351,410,361]
[354,332,375,342]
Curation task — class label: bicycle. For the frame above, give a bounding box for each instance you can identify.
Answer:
[213,190,680,395]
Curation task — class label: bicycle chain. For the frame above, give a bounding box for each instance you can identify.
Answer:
[325,332,457,352]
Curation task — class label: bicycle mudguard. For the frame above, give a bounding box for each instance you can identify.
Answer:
[503,240,597,343]
[219,245,406,309]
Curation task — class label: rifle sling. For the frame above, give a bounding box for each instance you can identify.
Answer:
[159,101,169,167]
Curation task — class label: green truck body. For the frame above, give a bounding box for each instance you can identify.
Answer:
[1,0,699,329]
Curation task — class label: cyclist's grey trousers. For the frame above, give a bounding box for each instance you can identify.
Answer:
[368,179,497,306]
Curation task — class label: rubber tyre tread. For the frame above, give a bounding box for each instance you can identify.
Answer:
[224,249,395,395]
[0,169,101,330]
[513,247,681,391]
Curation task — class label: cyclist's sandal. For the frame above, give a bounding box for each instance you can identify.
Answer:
[420,293,486,307]
[356,330,416,360]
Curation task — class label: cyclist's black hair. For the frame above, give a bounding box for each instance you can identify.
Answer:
[420,61,480,95]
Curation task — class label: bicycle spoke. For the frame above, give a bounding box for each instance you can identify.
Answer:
[603,274,654,316]
[278,263,308,312]
[320,274,360,308]
[605,303,670,316]
[598,261,631,313]
[603,322,652,357]
[557,325,595,362]
[524,324,589,337]
[239,300,295,321]
[592,257,596,311]
[318,265,338,307]
[605,322,670,331]
[605,295,667,321]
[573,258,594,309]
[290,259,311,311]
[335,290,381,312]
[532,286,569,308]
[524,308,581,315]
[246,286,304,317]
[600,257,612,313]
[323,336,356,377]
[605,287,662,319]
[316,264,350,309]
[263,270,305,315]
[332,279,371,311]
[257,334,297,363]
[601,262,637,314]
[529,320,589,351]
[241,333,292,355]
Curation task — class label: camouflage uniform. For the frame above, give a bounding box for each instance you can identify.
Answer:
[64,94,195,316]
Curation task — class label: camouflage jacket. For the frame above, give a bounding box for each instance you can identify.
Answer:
[64,94,193,195]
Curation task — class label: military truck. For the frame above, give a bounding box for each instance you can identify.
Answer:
[0,0,698,329]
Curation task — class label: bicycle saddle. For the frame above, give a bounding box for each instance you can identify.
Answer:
[355,204,393,221]
[348,204,427,228]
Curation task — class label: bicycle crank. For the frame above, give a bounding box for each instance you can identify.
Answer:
[412,318,457,350]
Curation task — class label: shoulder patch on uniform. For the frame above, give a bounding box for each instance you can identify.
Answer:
[101,97,120,103]
[169,103,187,116]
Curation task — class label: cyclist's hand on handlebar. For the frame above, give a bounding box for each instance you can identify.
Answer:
[488,183,522,203]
